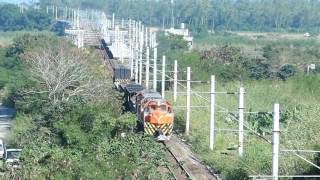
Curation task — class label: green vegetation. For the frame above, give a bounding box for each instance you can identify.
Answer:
[161,32,320,178]
[159,32,320,82]
[40,0,320,33]
[168,77,320,179]
[0,34,169,179]
[1,1,320,178]
[0,4,52,32]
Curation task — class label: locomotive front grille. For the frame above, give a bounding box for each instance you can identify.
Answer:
[144,122,173,137]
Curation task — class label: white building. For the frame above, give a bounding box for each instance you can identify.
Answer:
[165,23,193,49]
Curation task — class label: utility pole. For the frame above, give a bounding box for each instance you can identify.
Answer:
[146,47,150,89]
[134,23,139,83]
[171,0,175,28]
[145,27,148,48]
[238,87,245,156]
[139,31,144,85]
[173,60,178,103]
[186,67,191,135]
[112,13,115,29]
[272,104,280,180]
[77,8,80,29]
[153,48,158,91]
[153,32,157,47]
[209,75,215,150]
[161,56,166,98]
[55,6,58,20]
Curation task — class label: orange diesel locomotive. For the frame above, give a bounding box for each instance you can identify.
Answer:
[135,90,173,141]
[122,84,174,141]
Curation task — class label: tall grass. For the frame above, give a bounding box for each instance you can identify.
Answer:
[166,75,320,178]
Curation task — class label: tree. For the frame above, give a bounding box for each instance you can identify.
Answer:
[21,39,114,104]
[4,34,168,179]
[0,4,52,31]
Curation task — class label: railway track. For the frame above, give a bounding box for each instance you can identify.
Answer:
[98,39,218,180]
[163,135,218,180]
[163,143,189,180]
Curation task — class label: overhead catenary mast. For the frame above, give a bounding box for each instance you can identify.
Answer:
[171,0,175,28]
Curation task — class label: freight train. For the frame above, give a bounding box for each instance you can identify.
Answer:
[101,39,174,141]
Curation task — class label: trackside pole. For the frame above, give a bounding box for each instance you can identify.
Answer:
[134,23,139,83]
[129,21,133,79]
[173,60,178,103]
[130,48,134,79]
[186,67,191,135]
[65,7,67,19]
[209,75,215,150]
[238,87,245,156]
[112,13,115,29]
[135,22,139,47]
[153,32,157,47]
[55,6,58,20]
[145,27,148,48]
[153,48,158,91]
[77,8,80,29]
[139,31,144,85]
[272,104,280,180]
[146,47,150,89]
[138,22,142,37]
[72,9,74,27]
[161,56,166,98]
[149,30,153,48]
[134,41,139,83]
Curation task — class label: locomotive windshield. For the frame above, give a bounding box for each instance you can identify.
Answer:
[150,105,157,112]
[160,105,167,112]
[145,104,168,112]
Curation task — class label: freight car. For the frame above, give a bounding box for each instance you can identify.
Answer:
[113,64,131,88]
[101,39,114,59]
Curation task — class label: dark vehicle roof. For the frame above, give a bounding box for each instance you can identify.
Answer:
[113,64,130,69]
[139,90,162,99]
[122,83,144,93]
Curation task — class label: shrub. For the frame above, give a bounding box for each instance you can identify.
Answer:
[247,112,273,135]
[262,44,280,63]
[157,33,188,55]
[223,167,249,180]
[198,45,248,81]
[277,64,296,80]
[244,58,271,80]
